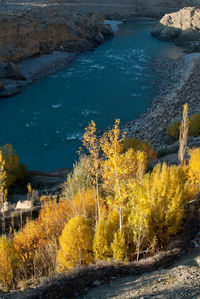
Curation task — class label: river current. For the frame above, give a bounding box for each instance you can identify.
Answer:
[0,21,184,171]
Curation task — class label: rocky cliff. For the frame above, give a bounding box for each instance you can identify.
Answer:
[0,5,113,63]
[151,6,200,47]
[0,5,113,97]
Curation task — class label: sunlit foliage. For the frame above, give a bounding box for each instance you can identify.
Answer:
[122,137,157,160]
[62,155,94,201]
[129,163,194,256]
[0,236,17,290]
[0,144,27,188]
[111,230,126,261]
[57,216,93,271]
[188,148,200,187]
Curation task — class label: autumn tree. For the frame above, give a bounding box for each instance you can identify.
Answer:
[111,230,126,261]
[178,104,189,164]
[62,155,94,215]
[100,119,126,231]
[0,151,7,206]
[93,217,110,260]
[93,209,120,261]
[57,216,93,271]
[82,120,102,220]
[100,120,147,231]
[129,163,194,256]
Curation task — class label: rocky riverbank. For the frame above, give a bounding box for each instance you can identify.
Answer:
[0,4,113,97]
[122,52,200,152]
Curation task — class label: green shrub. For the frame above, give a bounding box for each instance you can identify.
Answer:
[166,121,180,140]
[189,114,200,137]
[121,137,157,160]
[166,114,200,140]
[61,155,94,200]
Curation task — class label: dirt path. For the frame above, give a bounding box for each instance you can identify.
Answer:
[80,248,200,299]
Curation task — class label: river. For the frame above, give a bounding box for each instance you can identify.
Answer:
[0,21,184,171]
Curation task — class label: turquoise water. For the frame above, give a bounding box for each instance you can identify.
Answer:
[0,22,184,171]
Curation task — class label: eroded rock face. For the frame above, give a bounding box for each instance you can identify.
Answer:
[151,7,200,42]
[0,6,113,63]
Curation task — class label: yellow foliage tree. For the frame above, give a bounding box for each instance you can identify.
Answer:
[0,144,27,188]
[0,236,17,290]
[100,120,147,231]
[93,209,119,261]
[57,216,93,271]
[71,188,105,225]
[129,163,194,254]
[111,230,126,261]
[188,148,200,188]
[93,217,110,260]
[0,151,7,206]
[82,121,102,220]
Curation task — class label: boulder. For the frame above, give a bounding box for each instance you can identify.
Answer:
[16,200,33,210]
[151,7,200,43]
[0,82,4,90]
[0,85,20,98]
[6,62,26,81]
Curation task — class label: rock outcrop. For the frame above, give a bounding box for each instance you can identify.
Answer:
[0,6,113,63]
[0,5,113,97]
[151,7,200,45]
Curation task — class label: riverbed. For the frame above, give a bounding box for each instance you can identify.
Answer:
[0,21,184,171]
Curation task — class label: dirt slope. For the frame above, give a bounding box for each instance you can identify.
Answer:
[81,247,200,299]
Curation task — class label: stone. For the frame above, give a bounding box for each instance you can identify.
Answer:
[0,85,20,98]
[16,200,33,210]
[0,82,4,90]
[151,7,200,43]
[93,280,101,286]
[6,62,26,81]
[195,256,200,267]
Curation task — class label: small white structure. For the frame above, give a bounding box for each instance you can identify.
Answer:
[0,202,9,213]
[16,200,33,210]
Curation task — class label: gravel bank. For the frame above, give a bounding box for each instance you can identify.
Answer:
[122,53,200,150]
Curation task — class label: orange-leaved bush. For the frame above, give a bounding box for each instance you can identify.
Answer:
[57,215,93,272]
[39,198,72,242]
[13,219,43,277]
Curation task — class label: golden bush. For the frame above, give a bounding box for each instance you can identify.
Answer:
[129,163,194,253]
[13,219,43,277]
[39,198,72,241]
[122,137,157,160]
[111,230,126,261]
[188,148,200,187]
[57,215,93,271]
[0,236,18,290]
